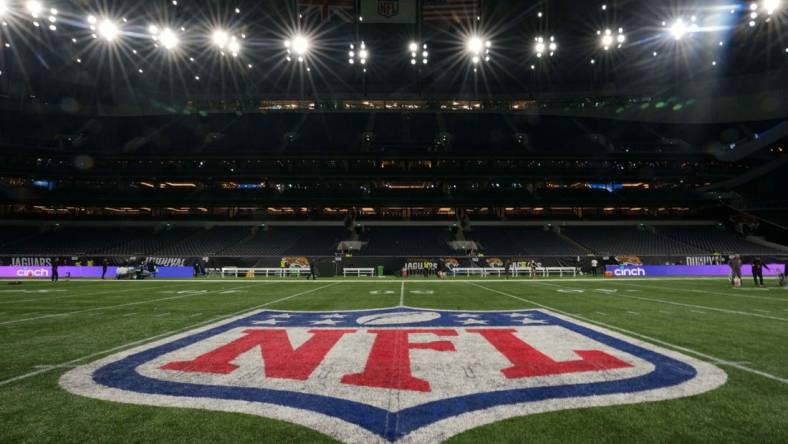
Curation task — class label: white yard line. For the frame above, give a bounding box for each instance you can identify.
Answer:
[0,282,274,326]
[0,282,340,388]
[467,282,788,385]
[121,312,139,317]
[153,312,171,318]
[399,281,405,306]
[535,281,788,322]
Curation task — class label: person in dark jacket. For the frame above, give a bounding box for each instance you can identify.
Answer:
[752,257,769,287]
[309,259,317,280]
[51,258,59,282]
[101,258,109,279]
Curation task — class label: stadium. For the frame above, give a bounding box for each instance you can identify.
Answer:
[1,0,787,442]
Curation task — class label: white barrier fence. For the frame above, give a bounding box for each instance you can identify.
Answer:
[451,267,578,278]
[220,267,306,278]
[218,266,577,278]
[342,268,376,277]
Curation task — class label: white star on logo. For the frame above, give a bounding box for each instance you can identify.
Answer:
[253,318,283,325]
[508,313,535,318]
[454,314,481,318]
[459,318,488,325]
[310,319,343,326]
[321,314,346,319]
[520,319,548,325]
[270,314,294,319]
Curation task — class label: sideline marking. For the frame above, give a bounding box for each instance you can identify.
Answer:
[536,281,788,323]
[617,281,788,303]
[0,282,340,388]
[0,283,190,305]
[467,282,788,385]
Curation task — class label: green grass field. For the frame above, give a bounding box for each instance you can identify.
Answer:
[1,277,787,443]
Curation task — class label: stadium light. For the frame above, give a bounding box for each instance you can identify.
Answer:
[150,26,179,50]
[409,41,428,65]
[0,0,7,17]
[348,41,368,69]
[212,30,230,49]
[762,0,782,15]
[534,36,557,58]
[97,19,120,42]
[212,29,241,56]
[669,19,687,40]
[25,0,42,18]
[666,18,699,40]
[599,28,625,50]
[285,34,310,62]
[466,35,491,65]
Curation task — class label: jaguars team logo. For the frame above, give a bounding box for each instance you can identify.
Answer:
[378,0,400,18]
[61,308,726,443]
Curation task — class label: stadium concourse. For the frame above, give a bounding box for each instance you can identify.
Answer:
[2,0,788,442]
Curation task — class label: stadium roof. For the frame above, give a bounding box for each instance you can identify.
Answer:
[0,0,786,105]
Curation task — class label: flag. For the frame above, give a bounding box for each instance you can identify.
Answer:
[423,0,480,24]
[360,0,417,24]
[297,0,356,23]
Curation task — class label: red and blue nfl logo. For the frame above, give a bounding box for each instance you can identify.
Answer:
[62,307,726,443]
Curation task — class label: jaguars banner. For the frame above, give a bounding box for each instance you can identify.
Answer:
[360,0,417,23]
[61,307,725,443]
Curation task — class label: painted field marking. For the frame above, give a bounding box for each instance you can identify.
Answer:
[0,282,190,306]
[121,313,139,317]
[595,312,608,316]
[466,282,788,385]
[187,313,204,319]
[0,282,274,327]
[689,310,707,315]
[153,312,171,318]
[399,281,405,306]
[617,281,788,303]
[626,311,640,316]
[753,309,771,313]
[535,281,788,323]
[0,282,340,388]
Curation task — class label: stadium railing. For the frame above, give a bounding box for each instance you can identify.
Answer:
[342,268,376,277]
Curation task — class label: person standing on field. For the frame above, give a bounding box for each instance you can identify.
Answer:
[729,255,743,286]
[101,258,109,279]
[752,257,769,287]
[590,258,599,277]
[309,259,317,280]
[51,258,59,282]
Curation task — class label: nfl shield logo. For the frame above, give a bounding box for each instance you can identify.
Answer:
[61,307,726,443]
[378,0,400,18]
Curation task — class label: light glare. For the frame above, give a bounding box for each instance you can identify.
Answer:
[26,0,42,18]
[98,20,119,42]
[159,28,178,50]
